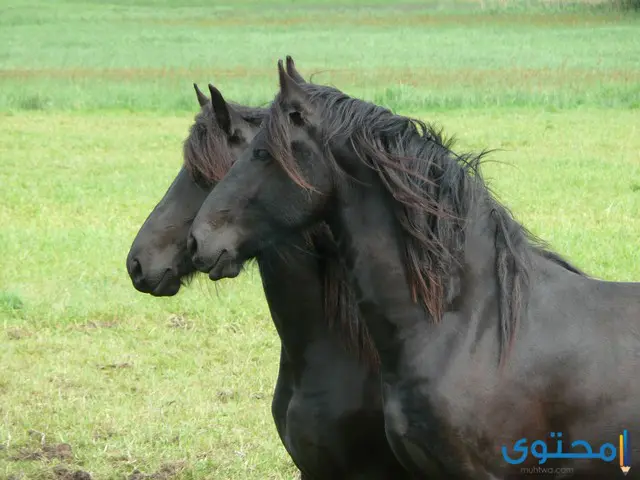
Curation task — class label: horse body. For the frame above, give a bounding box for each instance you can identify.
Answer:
[330,175,640,477]
[188,60,640,478]
[127,78,410,479]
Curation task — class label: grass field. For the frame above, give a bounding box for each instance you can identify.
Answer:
[1,0,639,479]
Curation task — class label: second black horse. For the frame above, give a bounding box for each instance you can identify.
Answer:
[126,60,411,479]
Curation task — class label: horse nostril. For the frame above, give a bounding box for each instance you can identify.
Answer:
[130,258,144,283]
[187,232,198,259]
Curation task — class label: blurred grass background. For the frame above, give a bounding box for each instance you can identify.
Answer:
[1,0,639,111]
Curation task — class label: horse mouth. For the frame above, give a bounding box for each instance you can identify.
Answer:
[150,269,181,297]
[208,250,242,280]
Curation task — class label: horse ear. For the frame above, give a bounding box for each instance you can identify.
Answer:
[278,59,309,125]
[285,55,306,84]
[193,83,208,108]
[208,83,231,134]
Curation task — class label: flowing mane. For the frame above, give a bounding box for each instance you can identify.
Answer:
[265,83,585,365]
[181,98,378,368]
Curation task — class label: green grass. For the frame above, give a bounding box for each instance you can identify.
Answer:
[1,0,640,479]
[1,109,639,479]
[1,0,639,111]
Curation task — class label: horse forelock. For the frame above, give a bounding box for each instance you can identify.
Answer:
[183,103,267,183]
[183,112,234,183]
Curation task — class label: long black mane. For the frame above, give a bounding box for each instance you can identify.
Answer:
[182,98,378,368]
[266,83,585,365]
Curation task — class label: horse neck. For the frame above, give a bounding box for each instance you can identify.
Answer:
[256,241,354,366]
[326,170,503,368]
[326,176,424,366]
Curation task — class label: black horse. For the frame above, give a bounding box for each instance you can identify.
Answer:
[188,60,640,479]
[126,60,411,479]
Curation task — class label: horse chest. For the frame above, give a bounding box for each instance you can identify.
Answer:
[382,375,510,479]
[380,330,513,478]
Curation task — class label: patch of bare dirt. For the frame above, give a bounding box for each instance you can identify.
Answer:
[167,314,192,329]
[216,389,239,403]
[128,462,186,480]
[97,362,132,370]
[53,465,92,480]
[6,327,32,340]
[6,433,92,478]
[78,320,118,330]
[10,442,73,462]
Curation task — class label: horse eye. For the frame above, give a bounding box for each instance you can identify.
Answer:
[253,149,271,161]
[289,111,304,127]
[228,131,243,145]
